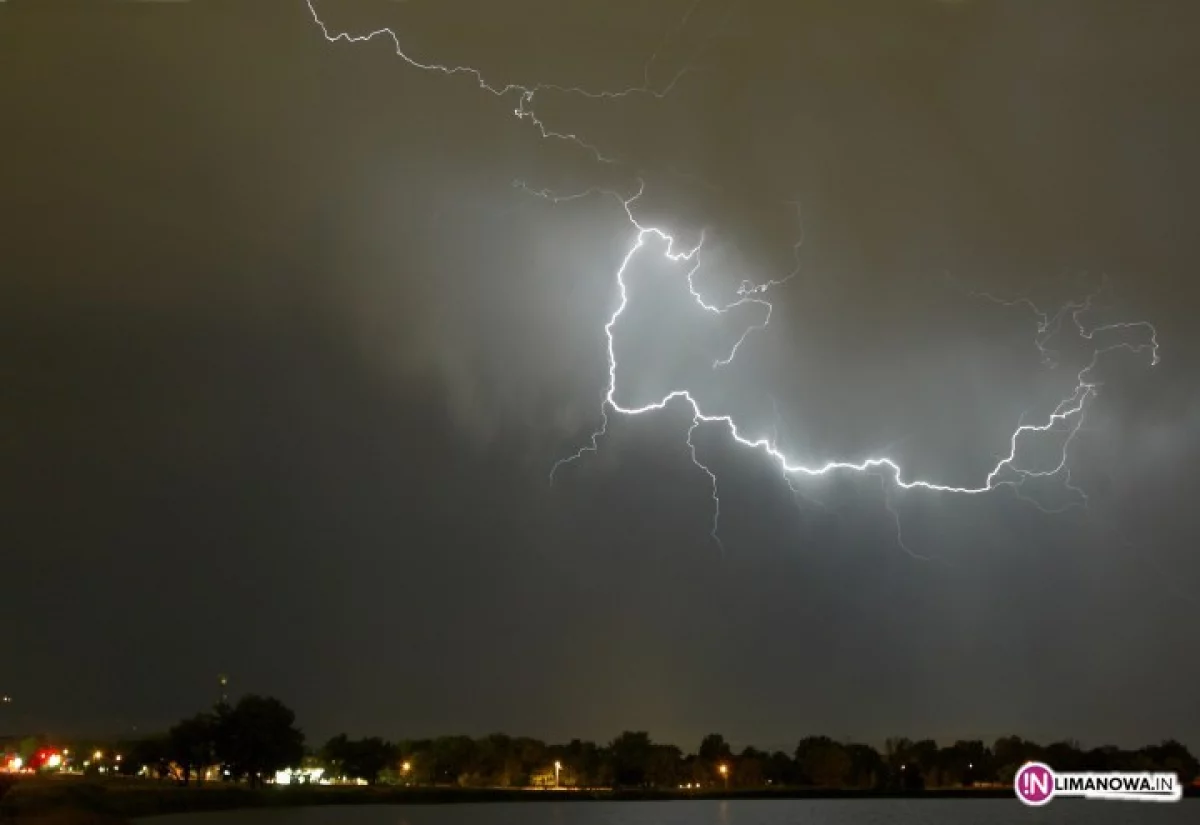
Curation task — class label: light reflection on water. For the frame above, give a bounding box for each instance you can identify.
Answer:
[137,799,1197,825]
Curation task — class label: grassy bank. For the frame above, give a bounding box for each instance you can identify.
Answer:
[2,777,1195,823]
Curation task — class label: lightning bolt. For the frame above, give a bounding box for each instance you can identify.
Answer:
[528,180,1159,554]
[306,1,1162,557]
[305,0,703,164]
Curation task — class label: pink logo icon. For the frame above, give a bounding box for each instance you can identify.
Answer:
[1015,762,1055,806]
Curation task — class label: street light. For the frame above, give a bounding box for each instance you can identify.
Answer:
[719,763,729,790]
[554,760,562,788]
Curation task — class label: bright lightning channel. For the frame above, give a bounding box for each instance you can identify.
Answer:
[526,181,1158,555]
[305,1,1162,557]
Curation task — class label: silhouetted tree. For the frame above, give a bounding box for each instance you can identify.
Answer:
[1142,740,1199,784]
[512,736,548,785]
[845,743,884,789]
[429,735,476,784]
[468,733,510,786]
[993,735,1042,783]
[321,733,350,779]
[141,702,1195,794]
[128,735,172,780]
[909,739,938,776]
[1039,740,1084,774]
[322,735,399,785]
[213,695,304,787]
[647,744,683,787]
[953,740,990,786]
[764,750,797,786]
[168,713,216,786]
[564,738,609,788]
[694,733,734,785]
[698,733,733,763]
[735,746,765,787]
[610,731,654,787]
[396,738,435,785]
[795,736,851,788]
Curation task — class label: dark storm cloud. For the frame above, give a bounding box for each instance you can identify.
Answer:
[2,0,1197,752]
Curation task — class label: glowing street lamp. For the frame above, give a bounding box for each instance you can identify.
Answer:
[719,763,729,790]
[94,751,104,762]
[554,760,562,788]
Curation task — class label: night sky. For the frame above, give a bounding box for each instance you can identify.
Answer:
[3,0,1198,753]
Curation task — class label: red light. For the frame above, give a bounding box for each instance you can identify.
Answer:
[24,750,61,769]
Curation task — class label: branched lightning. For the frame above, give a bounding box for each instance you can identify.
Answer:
[767,393,833,522]
[526,179,1159,553]
[307,0,1162,557]
[305,0,703,164]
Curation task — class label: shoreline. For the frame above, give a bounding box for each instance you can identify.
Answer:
[2,779,1196,824]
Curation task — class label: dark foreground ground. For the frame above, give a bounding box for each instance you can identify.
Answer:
[1,777,1196,824]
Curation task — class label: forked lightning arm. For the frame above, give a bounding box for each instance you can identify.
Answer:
[304,0,696,164]
[526,183,1158,552]
[305,1,1161,555]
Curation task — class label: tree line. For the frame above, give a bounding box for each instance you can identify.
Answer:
[110,695,1198,790]
[130,695,304,787]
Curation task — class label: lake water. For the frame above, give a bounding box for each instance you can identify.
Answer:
[137,799,1197,825]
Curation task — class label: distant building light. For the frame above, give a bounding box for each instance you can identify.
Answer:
[273,767,325,787]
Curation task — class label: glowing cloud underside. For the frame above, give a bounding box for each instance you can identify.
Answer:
[305,0,1160,556]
